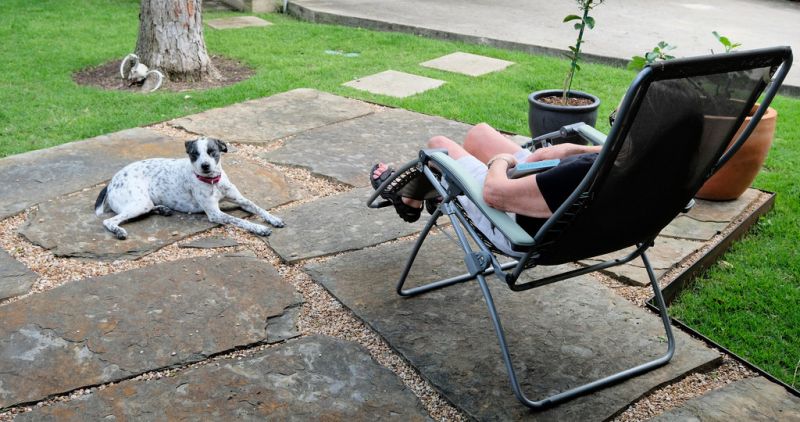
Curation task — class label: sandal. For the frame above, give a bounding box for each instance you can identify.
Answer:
[370,163,438,223]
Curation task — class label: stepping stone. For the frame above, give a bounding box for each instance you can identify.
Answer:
[18,159,298,260]
[343,70,445,98]
[305,235,720,421]
[206,16,271,30]
[179,236,239,249]
[420,51,514,76]
[16,335,430,421]
[0,128,184,219]
[0,250,37,301]
[262,108,472,187]
[0,256,302,409]
[169,88,374,144]
[651,377,800,421]
[582,236,705,286]
[266,187,427,263]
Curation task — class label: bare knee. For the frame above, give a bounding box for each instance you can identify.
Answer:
[427,135,455,149]
[464,123,494,151]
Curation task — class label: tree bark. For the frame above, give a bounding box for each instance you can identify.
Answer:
[135,0,221,82]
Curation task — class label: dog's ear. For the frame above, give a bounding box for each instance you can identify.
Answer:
[184,140,197,155]
[214,139,228,153]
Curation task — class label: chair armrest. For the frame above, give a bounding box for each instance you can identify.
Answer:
[426,151,535,248]
[520,122,607,150]
[572,123,607,146]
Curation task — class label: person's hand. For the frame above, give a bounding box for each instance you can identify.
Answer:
[525,143,585,162]
[487,153,517,169]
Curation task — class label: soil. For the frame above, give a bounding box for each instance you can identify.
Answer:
[73,55,255,93]
[538,95,595,107]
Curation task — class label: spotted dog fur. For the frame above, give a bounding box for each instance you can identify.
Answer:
[95,137,284,239]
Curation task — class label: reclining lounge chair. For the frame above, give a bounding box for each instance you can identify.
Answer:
[368,47,792,409]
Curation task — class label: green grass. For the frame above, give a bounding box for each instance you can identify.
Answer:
[0,0,629,157]
[1,0,799,387]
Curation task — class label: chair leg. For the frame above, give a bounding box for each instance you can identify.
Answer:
[396,204,518,297]
[477,250,675,409]
[396,207,464,296]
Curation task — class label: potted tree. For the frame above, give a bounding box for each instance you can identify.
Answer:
[628,34,777,201]
[528,0,603,139]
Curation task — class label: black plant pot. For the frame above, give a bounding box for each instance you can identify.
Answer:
[528,90,600,143]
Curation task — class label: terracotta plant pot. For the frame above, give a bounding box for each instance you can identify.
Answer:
[696,105,777,201]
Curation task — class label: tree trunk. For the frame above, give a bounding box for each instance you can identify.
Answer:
[135,0,221,82]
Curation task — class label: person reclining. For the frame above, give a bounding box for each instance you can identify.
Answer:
[371,123,601,256]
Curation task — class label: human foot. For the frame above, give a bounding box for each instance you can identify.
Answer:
[370,163,424,222]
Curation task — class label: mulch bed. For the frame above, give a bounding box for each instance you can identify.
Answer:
[73,55,254,92]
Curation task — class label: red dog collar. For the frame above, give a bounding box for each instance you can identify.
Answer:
[196,174,221,184]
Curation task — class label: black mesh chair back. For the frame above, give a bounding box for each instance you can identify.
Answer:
[534,48,789,264]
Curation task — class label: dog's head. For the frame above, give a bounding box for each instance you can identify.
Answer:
[185,137,228,177]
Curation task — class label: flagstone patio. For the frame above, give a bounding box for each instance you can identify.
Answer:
[1,88,797,420]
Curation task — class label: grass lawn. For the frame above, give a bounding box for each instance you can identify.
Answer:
[1,0,798,387]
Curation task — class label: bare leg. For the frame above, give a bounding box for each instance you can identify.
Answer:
[463,123,524,163]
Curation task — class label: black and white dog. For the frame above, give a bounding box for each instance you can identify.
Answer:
[95,137,284,239]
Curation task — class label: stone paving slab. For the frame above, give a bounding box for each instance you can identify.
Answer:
[305,235,721,421]
[420,51,514,76]
[343,70,445,98]
[651,377,800,421]
[18,159,297,260]
[266,187,427,263]
[207,15,272,30]
[0,128,184,219]
[0,256,302,409]
[581,236,705,286]
[169,88,375,144]
[688,188,761,222]
[262,108,472,187]
[17,335,430,421]
[0,250,36,301]
[659,215,728,241]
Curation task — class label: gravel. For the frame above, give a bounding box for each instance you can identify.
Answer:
[0,125,766,420]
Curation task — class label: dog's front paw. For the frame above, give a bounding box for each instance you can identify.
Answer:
[112,228,128,240]
[268,216,285,228]
[252,225,272,237]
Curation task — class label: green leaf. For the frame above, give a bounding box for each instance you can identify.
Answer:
[585,16,595,29]
[628,56,646,70]
[645,51,659,62]
[563,14,582,22]
[569,45,578,53]
[574,63,581,71]
[574,22,583,30]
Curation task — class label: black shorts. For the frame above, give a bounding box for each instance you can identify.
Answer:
[516,153,597,234]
